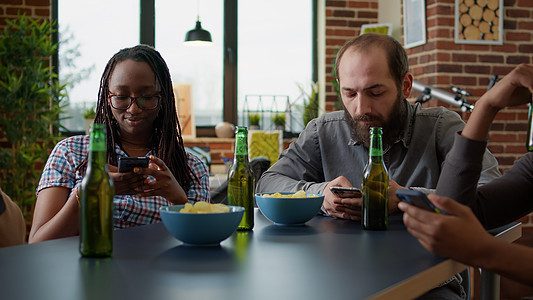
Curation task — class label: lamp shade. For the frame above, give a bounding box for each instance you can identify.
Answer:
[184,20,212,45]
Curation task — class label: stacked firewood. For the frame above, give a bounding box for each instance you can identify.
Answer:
[457,0,500,41]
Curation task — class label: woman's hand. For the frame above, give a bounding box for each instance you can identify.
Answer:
[478,63,533,111]
[399,194,494,267]
[107,164,147,196]
[132,155,188,204]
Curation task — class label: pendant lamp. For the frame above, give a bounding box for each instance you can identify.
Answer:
[184,1,212,46]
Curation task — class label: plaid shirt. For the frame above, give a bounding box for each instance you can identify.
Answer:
[37,135,210,228]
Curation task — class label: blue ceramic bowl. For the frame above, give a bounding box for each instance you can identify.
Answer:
[160,204,245,246]
[255,193,324,226]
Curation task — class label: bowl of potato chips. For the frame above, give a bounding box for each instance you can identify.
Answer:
[255,190,324,226]
[160,202,245,246]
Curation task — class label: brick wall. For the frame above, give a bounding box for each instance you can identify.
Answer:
[407,0,533,174]
[0,0,50,28]
[183,137,295,167]
[407,0,533,230]
[325,0,380,111]
[324,0,533,230]
[184,138,235,166]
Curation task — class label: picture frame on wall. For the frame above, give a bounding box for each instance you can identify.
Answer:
[361,23,392,36]
[248,130,283,167]
[454,0,503,45]
[173,83,196,138]
[403,0,427,49]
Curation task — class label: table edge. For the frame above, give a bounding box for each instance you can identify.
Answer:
[368,222,522,299]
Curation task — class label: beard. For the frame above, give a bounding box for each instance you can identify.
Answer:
[343,95,406,148]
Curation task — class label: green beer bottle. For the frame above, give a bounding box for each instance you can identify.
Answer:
[227,126,255,230]
[362,127,388,230]
[80,124,115,257]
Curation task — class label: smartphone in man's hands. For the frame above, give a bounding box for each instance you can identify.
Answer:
[118,157,149,173]
[396,189,450,215]
[330,186,362,198]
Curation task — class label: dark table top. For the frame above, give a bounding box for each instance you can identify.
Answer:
[0,210,482,300]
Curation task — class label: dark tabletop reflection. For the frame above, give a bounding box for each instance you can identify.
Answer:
[152,244,238,273]
[78,257,128,300]
[261,223,319,236]
[257,223,320,243]
[316,216,360,234]
[316,214,405,234]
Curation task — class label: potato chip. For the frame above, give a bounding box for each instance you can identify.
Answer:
[261,190,319,198]
[211,203,230,213]
[292,190,307,198]
[179,202,230,213]
[190,201,210,213]
[180,203,194,212]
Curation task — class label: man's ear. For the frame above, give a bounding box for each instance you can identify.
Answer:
[401,73,413,99]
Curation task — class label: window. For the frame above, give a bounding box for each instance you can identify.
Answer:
[238,0,312,132]
[57,0,314,135]
[155,0,224,127]
[58,0,139,132]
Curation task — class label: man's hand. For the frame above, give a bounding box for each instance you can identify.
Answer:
[323,176,362,221]
[388,179,408,215]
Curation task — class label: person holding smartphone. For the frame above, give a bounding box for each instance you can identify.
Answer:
[29,45,210,243]
[257,33,501,222]
[399,64,533,286]
[257,33,502,299]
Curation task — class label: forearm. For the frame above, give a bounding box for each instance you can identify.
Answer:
[257,171,326,194]
[462,90,502,141]
[167,185,188,204]
[477,238,533,286]
[29,191,79,243]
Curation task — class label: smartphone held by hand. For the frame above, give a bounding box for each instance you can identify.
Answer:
[118,157,149,173]
[330,186,362,198]
[396,189,449,215]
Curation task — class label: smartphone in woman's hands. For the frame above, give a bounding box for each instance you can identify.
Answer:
[118,157,149,173]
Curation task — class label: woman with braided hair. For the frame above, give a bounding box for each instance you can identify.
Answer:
[29,45,210,243]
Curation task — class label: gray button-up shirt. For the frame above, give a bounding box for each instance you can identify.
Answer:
[256,100,501,196]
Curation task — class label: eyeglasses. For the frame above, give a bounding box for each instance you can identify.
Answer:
[108,92,161,110]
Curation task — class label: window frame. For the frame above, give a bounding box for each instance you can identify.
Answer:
[54,0,317,136]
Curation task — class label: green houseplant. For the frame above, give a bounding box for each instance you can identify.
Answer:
[271,113,286,130]
[330,54,343,110]
[83,105,96,134]
[83,105,96,119]
[248,113,260,130]
[300,81,319,127]
[0,14,68,220]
